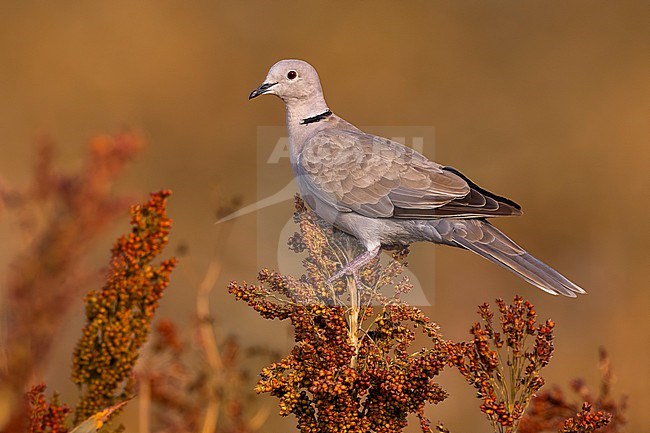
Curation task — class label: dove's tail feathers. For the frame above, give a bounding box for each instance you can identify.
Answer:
[449,220,586,297]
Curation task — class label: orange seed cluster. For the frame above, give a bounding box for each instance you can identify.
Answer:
[449,296,555,432]
[229,198,448,432]
[71,190,177,424]
[26,385,71,433]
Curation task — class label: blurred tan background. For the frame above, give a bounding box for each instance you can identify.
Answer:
[1,1,648,431]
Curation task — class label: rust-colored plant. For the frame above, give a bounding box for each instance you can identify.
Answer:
[1,137,271,432]
[2,137,626,433]
[229,196,621,433]
[136,319,271,433]
[0,133,141,431]
[136,321,204,433]
[26,385,70,433]
[448,296,556,432]
[3,186,177,433]
[559,403,611,433]
[519,349,626,433]
[229,197,449,433]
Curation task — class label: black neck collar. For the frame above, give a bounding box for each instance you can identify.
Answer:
[300,110,332,125]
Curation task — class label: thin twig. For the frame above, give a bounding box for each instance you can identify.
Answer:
[197,259,224,371]
[196,221,233,433]
[138,377,151,433]
[247,404,271,431]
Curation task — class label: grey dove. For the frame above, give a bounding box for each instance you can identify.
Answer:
[249,59,585,297]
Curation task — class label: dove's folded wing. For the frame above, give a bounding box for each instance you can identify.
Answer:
[298,130,521,219]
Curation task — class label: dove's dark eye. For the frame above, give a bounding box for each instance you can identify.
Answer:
[287,70,297,80]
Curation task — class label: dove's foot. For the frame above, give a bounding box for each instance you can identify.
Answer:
[326,246,381,286]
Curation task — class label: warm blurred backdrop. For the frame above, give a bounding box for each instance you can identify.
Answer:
[1,1,648,431]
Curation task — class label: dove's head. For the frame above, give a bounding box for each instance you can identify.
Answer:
[249,59,324,103]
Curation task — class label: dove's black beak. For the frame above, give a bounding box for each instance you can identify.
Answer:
[249,82,278,100]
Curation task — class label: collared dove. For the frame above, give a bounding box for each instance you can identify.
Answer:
[249,59,585,297]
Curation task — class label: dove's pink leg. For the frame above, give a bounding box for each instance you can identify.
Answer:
[327,245,381,286]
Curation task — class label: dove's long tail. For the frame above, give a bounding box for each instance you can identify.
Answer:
[440,219,586,297]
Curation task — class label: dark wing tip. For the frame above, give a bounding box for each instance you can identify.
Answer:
[442,166,522,211]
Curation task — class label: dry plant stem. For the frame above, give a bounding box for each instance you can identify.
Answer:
[197,259,223,433]
[196,221,231,433]
[197,259,225,371]
[247,405,272,431]
[138,376,151,433]
[347,275,360,369]
[196,220,269,433]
